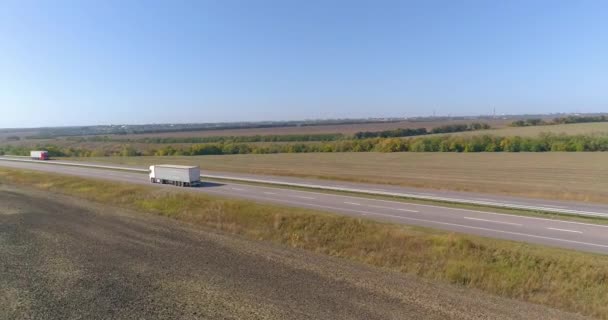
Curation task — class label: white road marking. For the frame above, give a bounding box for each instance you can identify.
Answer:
[345,202,418,212]
[231,187,245,191]
[218,181,608,228]
[290,195,315,200]
[263,192,277,195]
[241,195,608,250]
[366,204,419,213]
[547,227,583,234]
[340,194,608,229]
[463,217,522,226]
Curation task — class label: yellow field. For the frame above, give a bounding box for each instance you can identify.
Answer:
[77,152,608,204]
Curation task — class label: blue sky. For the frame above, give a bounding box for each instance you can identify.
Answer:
[0,0,606,127]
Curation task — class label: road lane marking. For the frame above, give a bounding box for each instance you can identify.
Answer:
[215,181,608,228]
[235,195,608,250]
[366,204,419,213]
[542,205,566,209]
[231,187,245,191]
[463,217,522,226]
[290,195,315,200]
[345,202,418,212]
[547,227,583,234]
[263,192,277,195]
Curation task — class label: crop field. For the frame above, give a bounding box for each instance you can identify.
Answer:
[447,122,608,138]
[77,152,608,204]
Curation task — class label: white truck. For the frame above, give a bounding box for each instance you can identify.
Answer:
[30,150,49,160]
[149,165,201,187]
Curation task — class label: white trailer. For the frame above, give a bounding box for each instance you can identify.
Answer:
[30,150,49,160]
[149,165,201,187]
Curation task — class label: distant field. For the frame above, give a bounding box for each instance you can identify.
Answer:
[447,122,608,138]
[0,129,39,139]
[85,118,513,139]
[74,152,608,204]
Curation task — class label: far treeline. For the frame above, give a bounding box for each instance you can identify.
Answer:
[22,118,406,139]
[66,122,491,144]
[511,115,608,127]
[3,132,608,157]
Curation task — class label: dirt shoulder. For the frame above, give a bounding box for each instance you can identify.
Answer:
[0,185,588,320]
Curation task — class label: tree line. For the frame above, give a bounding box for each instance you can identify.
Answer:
[511,115,608,127]
[351,122,491,139]
[4,132,608,157]
[67,133,345,144]
[66,122,491,144]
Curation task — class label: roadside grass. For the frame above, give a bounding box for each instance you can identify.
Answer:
[1,167,607,318]
[71,152,608,204]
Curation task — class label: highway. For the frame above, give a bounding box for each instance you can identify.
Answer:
[2,157,608,254]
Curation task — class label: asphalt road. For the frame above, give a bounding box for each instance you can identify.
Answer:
[1,158,608,254]
[1,186,585,319]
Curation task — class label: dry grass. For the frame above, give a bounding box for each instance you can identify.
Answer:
[76,152,608,204]
[1,167,608,318]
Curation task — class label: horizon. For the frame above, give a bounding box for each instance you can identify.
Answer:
[1,0,607,128]
[1,111,602,131]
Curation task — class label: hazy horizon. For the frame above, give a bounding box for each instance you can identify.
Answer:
[1,0,607,128]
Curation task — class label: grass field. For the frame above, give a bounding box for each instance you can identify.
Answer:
[75,152,608,204]
[1,167,607,318]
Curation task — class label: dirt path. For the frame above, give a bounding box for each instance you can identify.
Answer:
[0,185,588,319]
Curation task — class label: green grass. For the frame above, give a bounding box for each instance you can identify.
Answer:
[1,167,608,318]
